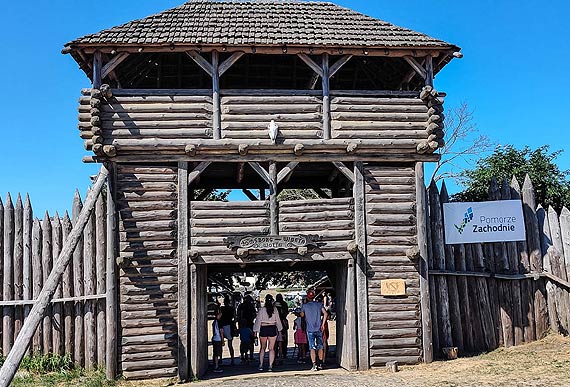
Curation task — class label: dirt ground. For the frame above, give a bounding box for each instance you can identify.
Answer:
[118,334,570,387]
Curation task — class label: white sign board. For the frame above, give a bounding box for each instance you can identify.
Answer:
[443,200,526,244]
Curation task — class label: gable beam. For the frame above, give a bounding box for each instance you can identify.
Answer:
[219,52,245,77]
[424,55,434,87]
[329,55,353,78]
[185,51,213,77]
[102,52,130,79]
[297,53,324,78]
[403,56,427,80]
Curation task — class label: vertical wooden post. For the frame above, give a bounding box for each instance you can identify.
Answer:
[51,213,63,355]
[41,213,53,354]
[72,192,85,366]
[269,162,278,235]
[439,182,464,353]
[212,51,221,140]
[13,196,23,341]
[177,161,189,381]
[22,195,32,353]
[428,182,453,351]
[95,193,106,366]
[3,194,14,355]
[416,163,433,362]
[84,194,97,369]
[93,51,102,89]
[62,213,74,357]
[321,53,331,140]
[189,264,207,378]
[522,176,549,338]
[511,177,536,343]
[424,55,434,87]
[353,161,369,370]
[106,163,118,380]
[31,219,42,354]
[0,167,109,387]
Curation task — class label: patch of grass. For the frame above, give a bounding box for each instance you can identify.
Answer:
[0,353,115,387]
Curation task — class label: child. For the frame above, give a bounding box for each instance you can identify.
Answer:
[212,308,224,373]
[293,310,308,363]
[238,319,254,364]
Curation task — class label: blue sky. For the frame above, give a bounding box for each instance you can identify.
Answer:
[0,0,569,214]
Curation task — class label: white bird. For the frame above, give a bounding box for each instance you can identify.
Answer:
[268,120,279,144]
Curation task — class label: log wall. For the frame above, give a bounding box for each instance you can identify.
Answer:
[77,89,443,158]
[115,164,179,379]
[189,197,354,264]
[221,95,323,140]
[363,164,422,366]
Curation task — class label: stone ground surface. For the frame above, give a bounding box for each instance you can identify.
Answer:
[119,334,570,387]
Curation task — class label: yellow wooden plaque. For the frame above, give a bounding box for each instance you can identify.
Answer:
[381,279,406,296]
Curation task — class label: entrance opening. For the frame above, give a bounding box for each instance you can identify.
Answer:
[203,263,346,377]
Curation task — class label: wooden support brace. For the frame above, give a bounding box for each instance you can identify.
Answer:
[403,56,427,80]
[277,162,299,185]
[297,53,324,77]
[185,51,213,77]
[269,162,278,235]
[105,163,117,380]
[332,161,355,183]
[313,188,331,199]
[242,189,258,201]
[248,162,272,187]
[212,51,221,140]
[102,52,130,79]
[0,166,109,387]
[322,53,331,140]
[219,52,245,76]
[329,55,353,78]
[236,162,246,183]
[188,162,212,185]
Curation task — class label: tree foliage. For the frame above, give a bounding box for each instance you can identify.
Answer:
[453,145,570,211]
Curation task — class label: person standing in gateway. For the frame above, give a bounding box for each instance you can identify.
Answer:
[300,289,328,371]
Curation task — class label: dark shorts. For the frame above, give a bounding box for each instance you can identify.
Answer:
[212,340,223,357]
[259,325,278,338]
[240,341,251,354]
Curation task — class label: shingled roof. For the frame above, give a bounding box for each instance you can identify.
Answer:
[64,0,457,50]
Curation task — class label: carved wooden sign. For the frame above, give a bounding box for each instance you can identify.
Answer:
[225,234,320,250]
[380,279,406,296]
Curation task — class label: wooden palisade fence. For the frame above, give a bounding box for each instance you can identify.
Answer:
[0,171,569,383]
[0,166,112,386]
[427,174,570,357]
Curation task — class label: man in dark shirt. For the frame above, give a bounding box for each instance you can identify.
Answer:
[220,295,236,365]
[237,295,257,360]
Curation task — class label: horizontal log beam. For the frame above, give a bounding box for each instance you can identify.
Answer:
[76,45,452,58]
[0,293,106,306]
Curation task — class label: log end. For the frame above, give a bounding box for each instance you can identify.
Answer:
[385,361,399,373]
[185,144,197,156]
[238,144,249,156]
[347,240,358,253]
[405,246,421,262]
[103,145,117,157]
[294,143,305,156]
[297,246,308,256]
